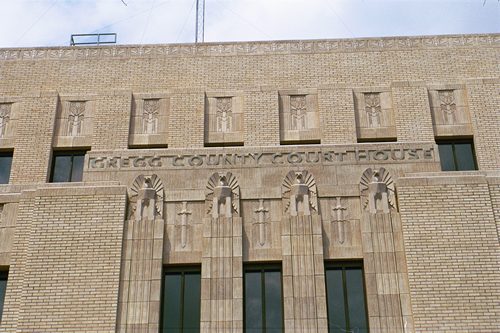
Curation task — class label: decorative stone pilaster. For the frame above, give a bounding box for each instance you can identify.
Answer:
[117,174,165,333]
[281,170,328,332]
[201,172,243,332]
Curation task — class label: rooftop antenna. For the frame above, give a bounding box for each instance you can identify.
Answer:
[195,0,205,43]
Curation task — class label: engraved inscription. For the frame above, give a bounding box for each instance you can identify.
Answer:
[68,101,85,136]
[142,99,159,134]
[0,103,11,138]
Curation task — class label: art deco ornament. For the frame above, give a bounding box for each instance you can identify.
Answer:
[206,172,240,218]
[360,167,396,214]
[282,170,318,216]
[128,174,164,221]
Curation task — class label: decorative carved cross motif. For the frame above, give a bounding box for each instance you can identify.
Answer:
[177,201,192,248]
[331,197,347,244]
[216,97,233,132]
[254,199,269,247]
[142,99,160,134]
[68,101,85,136]
[438,90,457,124]
[0,104,11,138]
[290,95,307,130]
[364,93,382,127]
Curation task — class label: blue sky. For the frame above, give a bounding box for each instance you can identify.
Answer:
[0,0,498,47]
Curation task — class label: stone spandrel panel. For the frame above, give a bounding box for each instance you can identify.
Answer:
[205,92,244,146]
[129,93,170,148]
[279,89,320,143]
[53,95,95,148]
[0,100,20,149]
[354,88,396,141]
[428,85,472,137]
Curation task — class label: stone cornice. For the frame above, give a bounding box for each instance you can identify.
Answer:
[0,33,498,62]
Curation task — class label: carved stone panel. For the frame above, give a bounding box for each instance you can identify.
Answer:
[360,167,396,214]
[428,85,472,136]
[205,92,244,145]
[0,102,18,148]
[279,89,320,143]
[282,170,318,216]
[129,93,169,147]
[205,171,240,218]
[54,96,94,148]
[354,88,396,140]
[128,174,164,221]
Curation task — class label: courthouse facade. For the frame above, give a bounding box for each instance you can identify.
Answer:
[0,33,499,333]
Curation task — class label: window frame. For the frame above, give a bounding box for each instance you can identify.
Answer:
[436,138,478,171]
[160,265,201,333]
[324,261,369,333]
[49,150,88,183]
[0,269,8,323]
[0,151,13,185]
[243,262,284,333]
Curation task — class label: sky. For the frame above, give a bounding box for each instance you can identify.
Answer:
[0,0,498,48]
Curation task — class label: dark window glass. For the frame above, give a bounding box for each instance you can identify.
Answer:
[50,151,86,182]
[0,270,8,323]
[437,140,477,171]
[325,262,368,333]
[244,264,283,333]
[161,267,201,333]
[0,152,13,184]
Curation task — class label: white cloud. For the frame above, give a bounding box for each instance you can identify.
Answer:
[0,0,497,48]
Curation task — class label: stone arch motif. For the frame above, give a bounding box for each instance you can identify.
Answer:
[128,174,164,221]
[206,172,240,218]
[282,170,318,216]
[360,167,396,214]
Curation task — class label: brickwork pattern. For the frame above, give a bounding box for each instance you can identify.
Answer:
[169,93,204,148]
[392,85,435,142]
[1,186,127,333]
[398,178,500,332]
[318,88,356,144]
[244,90,280,146]
[10,94,57,184]
[467,81,500,170]
[92,91,131,150]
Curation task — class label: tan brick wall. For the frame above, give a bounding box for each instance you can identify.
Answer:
[319,88,357,144]
[169,92,204,148]
[392,84,435,142]
[244,89,280,146]
[467,80,500,171]
[0,185,126,333]
[398,174,500,333]
[10,93,58,184]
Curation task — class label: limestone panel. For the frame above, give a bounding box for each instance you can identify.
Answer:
[129,92,170,148]
[53,95,95,148]
[428,84,472,137]
[0,97,21,149]
[279,89,320,143]
[205,92,244,146]
[354,88,396,141]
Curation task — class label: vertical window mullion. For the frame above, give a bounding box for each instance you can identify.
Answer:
[180,272,186,332]
[342,268,351,331]
[451,143,459,171]
[261,269,266,333]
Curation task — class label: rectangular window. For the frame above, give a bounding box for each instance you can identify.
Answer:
[0,270,8,323]
[161,266,201,333]
[325,262,369,333]
[0,152,13,184]
[50,150,87,182]
[244,263,283,333]
[437,139,477,171]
